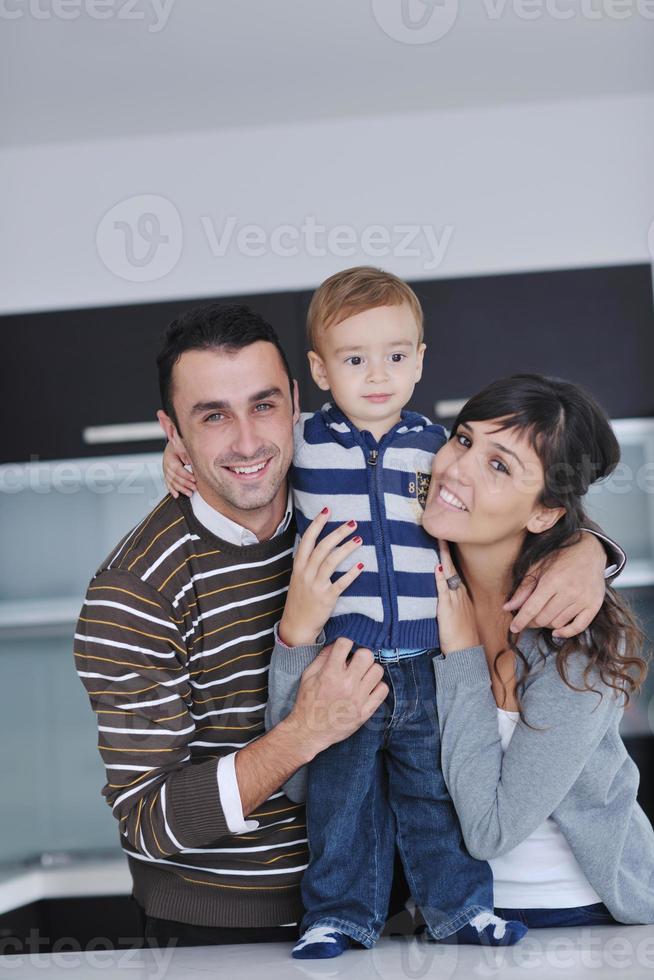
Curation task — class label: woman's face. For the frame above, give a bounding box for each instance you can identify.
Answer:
[423,418,563,546]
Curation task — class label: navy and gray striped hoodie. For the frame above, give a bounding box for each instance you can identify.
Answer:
[292,402,447,651]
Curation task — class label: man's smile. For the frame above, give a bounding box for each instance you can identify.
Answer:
[222,457,274,481]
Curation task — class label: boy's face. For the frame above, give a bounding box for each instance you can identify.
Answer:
[307,304,425,439]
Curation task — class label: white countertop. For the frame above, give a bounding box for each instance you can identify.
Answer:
[4,924,654,979]
[2,860,654,979]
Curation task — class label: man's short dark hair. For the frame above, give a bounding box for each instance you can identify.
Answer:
[157,303,294,429]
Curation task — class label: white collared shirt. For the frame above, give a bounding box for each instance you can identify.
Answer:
[190,488,293,546]
[190,487,293,833]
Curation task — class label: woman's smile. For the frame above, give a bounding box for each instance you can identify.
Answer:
[437,485,469,512]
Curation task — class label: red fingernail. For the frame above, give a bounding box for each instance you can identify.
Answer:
[347,520,356,527]
[353,536,362,544]
[321,507,329,515]
[438,564,443,572]
[357,562,364,570]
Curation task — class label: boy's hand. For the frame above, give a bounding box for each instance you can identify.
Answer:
[163,440,197,499]
[279,508,364,647]
[504,532,606,638]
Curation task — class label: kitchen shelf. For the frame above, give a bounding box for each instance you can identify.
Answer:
[0,450,166,643]
[0,854,129,917]
[0,597,82,634]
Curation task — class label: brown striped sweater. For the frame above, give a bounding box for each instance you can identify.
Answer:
[74,493,306,928]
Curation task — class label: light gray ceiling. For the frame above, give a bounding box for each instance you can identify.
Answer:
[3,0,654,147]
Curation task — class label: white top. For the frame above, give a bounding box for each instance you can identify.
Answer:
[489,708,603,909]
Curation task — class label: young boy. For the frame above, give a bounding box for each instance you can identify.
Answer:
[163,267,528,956]
[283,269,442,653]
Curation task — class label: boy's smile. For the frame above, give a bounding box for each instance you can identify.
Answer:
[307,303,426,440]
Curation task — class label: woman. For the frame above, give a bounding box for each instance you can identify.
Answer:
[423,373,653,927]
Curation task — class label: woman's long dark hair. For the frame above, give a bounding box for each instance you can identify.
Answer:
[449,374,648,708]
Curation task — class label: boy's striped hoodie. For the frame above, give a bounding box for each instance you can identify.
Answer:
[292,403,448,651]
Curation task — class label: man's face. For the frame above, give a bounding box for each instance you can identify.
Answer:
[161,341,298,525]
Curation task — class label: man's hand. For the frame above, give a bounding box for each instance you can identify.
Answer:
[278,508,364,647]
[286,637,389,757]
[234,638,388,816]
[504,533,606,639]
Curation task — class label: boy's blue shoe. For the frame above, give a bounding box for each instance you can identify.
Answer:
[292,926,352,959]
[436,911,528,946]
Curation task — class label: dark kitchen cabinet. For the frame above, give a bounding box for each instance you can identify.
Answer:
[2,291,307,463]
[3,264,653,463]
[408,264,654,423]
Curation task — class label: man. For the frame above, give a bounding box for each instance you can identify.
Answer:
[74,302,621,948]
[75,304,388,947]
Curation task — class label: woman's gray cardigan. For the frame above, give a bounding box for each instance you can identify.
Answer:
[264,627,654,925]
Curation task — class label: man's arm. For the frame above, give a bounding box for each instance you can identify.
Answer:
[76,570,385,848]
[74,568,231,856]
[260,626,324,803]
[234,716,314,814]
[504,526,626,639]
[238,637,388,815]
[218,627,321,825]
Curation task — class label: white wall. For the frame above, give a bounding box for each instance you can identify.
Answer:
[1,92,653,315]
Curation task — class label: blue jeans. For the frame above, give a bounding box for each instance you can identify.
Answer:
[301,650,494,947]
[494,904,616,928]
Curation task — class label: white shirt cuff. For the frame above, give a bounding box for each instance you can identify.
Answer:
[217,752,259,833]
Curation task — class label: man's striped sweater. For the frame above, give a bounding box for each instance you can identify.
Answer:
[292,403,448,651]
[74,494,306,929]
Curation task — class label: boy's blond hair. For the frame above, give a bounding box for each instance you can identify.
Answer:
[307,266,424,352]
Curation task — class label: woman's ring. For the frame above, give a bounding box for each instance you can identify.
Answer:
[446,574,462,591]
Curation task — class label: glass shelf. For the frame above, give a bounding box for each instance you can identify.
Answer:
[0,598,82,634]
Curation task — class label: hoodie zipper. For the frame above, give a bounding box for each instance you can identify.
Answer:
[324,404,425,648]
[365,436,395,647]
